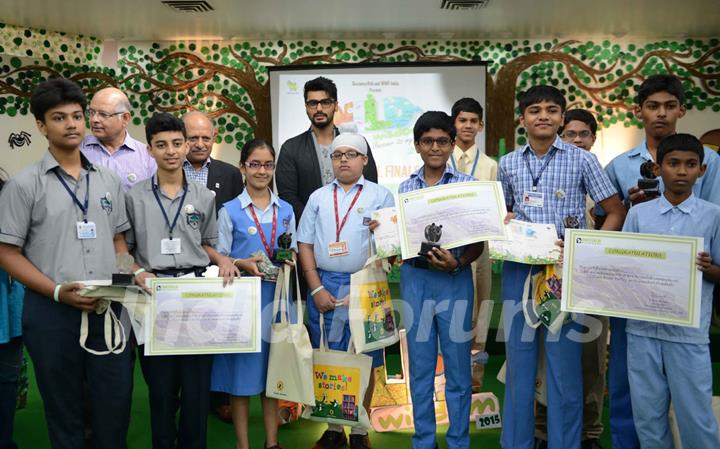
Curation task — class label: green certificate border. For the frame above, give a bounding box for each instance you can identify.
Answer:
[397,181,508,259]
[563,229,701,327]
[146,277,261,355]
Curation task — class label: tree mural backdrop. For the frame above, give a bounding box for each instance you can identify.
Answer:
[0,23,718,155]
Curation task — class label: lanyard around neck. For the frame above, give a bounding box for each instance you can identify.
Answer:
[152,176,188,240]
[54,169,90,223]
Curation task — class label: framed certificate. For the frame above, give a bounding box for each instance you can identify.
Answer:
[561,229,703,328]
[145,277,262,355]
[397,181,508,260]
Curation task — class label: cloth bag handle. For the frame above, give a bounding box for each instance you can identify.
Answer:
[79,300,127,355]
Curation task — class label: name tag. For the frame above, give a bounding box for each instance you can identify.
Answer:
[161,238,182,255]
[328,240,349,258]
[76,221,97,239]
[523,191,544,208]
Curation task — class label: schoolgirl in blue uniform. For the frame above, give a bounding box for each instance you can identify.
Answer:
[210,139,296,449]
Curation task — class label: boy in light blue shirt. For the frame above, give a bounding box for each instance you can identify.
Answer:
[598,74,720,449]
[297,125,394,449]
[622,133,720,449]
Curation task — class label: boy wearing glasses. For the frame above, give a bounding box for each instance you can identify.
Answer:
[277,77,379,221]
[298,125,394,449]
[398,111,484,449]
[498,86,625,449]
[81,87,156,192]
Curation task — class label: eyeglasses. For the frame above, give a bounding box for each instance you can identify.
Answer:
[562,130,593,139]
[305,98,336,109]
[417,137,453,149]
[244,161,275,170]
[330,150,362,160]
[87,109,126,120]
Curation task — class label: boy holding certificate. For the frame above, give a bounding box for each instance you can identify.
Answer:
[297,124,394,449]
[398,111,483,449]
[497,86,626,449]
[0,78,133,449]
[124,112,238,449]
[622,133,720,449]
[598,75,720,449]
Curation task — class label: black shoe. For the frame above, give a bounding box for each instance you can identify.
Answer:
[534,438,548,449]
[349,434,372,449]
[313,430,348,449]
[582,439,603,449]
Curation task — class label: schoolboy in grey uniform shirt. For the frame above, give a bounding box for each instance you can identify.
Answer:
[0,79,133,449]
[125,113,237,449]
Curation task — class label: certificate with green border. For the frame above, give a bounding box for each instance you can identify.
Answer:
[145,277,262,356]
[561,229,702,328]
[397,181,508,260]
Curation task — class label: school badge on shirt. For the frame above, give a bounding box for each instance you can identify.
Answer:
[185,204,201,230]
[100,192,113,214]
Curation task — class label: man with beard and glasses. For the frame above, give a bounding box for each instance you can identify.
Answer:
[276,77,378,221]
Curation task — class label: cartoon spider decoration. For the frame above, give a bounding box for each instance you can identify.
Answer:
[8,131,31,149]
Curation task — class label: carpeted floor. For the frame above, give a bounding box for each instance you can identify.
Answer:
[11,271,720,448]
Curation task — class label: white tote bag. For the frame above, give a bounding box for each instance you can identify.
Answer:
[266,265,315,406]
[302,314,373,428]
[349,255,399,353]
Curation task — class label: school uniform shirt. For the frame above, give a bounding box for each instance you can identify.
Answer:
[216,189,297,257]
[81,132,157,192]
[623,194,720,344]
[598,140,720,213]
[125,175,218,271]
[451,144,497,181]
[398,164,477,259]
[0,152,129,282]
[498,136,616,238]
[297,176,394,274]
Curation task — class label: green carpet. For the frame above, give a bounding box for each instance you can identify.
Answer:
[11,270,720,448]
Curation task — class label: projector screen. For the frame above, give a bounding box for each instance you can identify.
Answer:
[268,62,487,192]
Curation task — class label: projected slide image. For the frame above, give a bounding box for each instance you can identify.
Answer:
[270,64,487,193]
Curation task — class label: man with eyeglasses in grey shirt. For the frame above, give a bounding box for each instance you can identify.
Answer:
[81,87,156,191]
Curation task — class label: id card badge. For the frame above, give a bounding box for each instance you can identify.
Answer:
[328,240,349,258]
[522,191,545,208]
[76,221,97,239]
[161,238,182,255]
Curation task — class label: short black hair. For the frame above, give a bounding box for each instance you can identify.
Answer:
[657,133,704,165]
[30,78,87,121]
[413,111,456,142]
[518,85,566,113]
[451,97,484,121]
[240,138,276,165]
[304,77,337,101]
[560,109,597,135]
[145,112,186,144]
[636,74,685,106]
